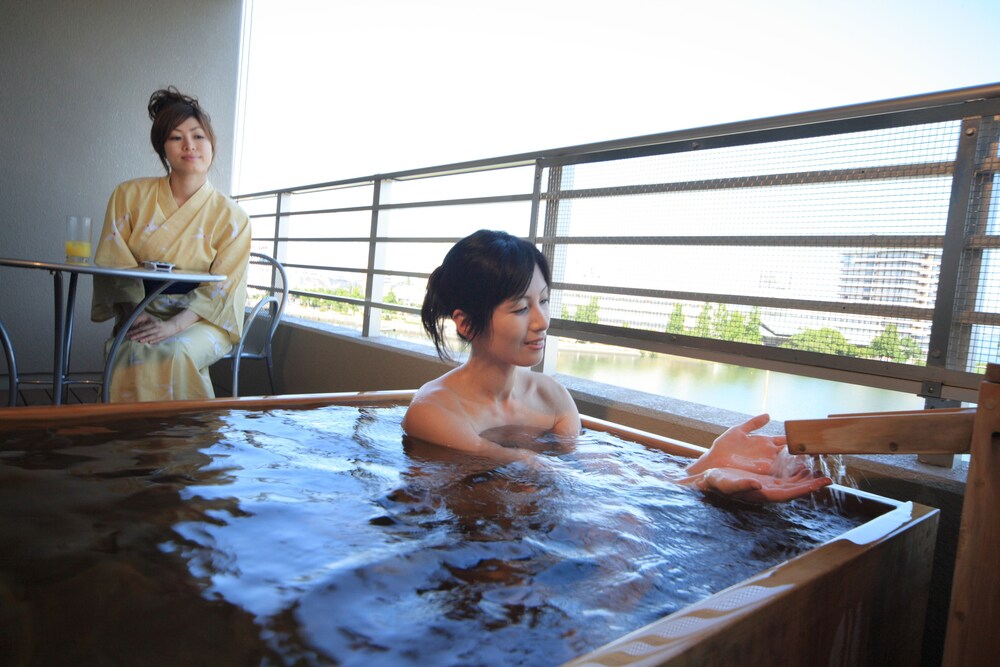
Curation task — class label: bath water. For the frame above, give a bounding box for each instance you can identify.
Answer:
[0,405,864,666]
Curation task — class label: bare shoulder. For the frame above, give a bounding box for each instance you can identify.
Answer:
[521,369,571,403]
[403,376,468,434]
[519,370,581,436]
[408,371,464,408]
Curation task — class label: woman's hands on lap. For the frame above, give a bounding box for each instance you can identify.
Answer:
[125,309,201,345]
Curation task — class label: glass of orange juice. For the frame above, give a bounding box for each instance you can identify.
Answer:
[65,215,92,264]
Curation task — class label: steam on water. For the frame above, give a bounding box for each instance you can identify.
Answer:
[0,405,864,666]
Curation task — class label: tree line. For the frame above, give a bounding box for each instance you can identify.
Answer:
[563,299,925,364]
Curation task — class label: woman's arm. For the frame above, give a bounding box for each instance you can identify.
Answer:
[92,184,145,323]
[185,196,252,343]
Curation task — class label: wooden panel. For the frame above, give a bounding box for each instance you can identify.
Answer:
[942,375,1000,666]
[784,409,974,455]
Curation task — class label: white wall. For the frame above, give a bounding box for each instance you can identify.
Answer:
[0,0,245,375]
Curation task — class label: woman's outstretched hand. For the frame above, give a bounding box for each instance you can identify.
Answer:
[679,413,832,503]
[678,466,832,503]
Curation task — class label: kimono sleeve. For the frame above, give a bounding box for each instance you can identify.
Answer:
[91,182,145,323]
[185,202,251,344]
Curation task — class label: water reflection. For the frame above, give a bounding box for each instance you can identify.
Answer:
[557,347,924,420]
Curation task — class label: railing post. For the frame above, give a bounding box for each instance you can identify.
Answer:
[363,178,390,337]
[538,162,574,375]
[527,160,544,241]
[272,191,291,269]
[928,117,985,378]
[921,115,995,467]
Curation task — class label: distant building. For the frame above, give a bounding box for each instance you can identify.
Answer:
[838,249,940,347]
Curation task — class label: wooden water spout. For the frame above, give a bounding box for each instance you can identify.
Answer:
[785,364,1000,667]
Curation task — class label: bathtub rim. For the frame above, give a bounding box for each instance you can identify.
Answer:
[0,390,419,428]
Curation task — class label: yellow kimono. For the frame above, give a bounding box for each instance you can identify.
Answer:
[91,176,251,402]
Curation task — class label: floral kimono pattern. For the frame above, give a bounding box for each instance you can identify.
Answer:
[91,176,250,402]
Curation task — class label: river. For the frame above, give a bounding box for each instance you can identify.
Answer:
[555,346,925,421]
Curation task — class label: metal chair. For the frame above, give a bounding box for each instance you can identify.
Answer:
[2,314,103,407]
[1,319,17,406]
[222,252,288,396]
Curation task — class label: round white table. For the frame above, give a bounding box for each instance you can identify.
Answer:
[0,257,224,404]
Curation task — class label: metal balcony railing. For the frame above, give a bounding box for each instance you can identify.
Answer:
[235,82,1000,404]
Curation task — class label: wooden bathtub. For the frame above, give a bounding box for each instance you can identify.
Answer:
[0,391,938,667]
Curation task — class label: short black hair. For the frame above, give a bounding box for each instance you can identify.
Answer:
[421,229,551,360]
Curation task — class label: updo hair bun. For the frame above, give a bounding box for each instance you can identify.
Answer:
[146,86,217,173]
[147,86,205,121]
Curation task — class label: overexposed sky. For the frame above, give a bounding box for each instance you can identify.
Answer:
[234,0,1000,194]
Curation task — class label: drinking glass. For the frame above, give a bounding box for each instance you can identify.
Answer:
[65,215,92,264]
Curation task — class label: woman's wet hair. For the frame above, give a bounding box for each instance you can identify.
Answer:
[147,86,216,173]
[421,229,551,360]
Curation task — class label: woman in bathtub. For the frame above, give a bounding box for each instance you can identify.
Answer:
[402,229,831,503]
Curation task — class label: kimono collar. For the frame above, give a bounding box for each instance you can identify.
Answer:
[158,176,215,217]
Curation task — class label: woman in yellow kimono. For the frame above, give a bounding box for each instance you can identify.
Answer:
[91,87,250,402]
